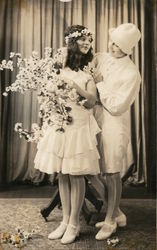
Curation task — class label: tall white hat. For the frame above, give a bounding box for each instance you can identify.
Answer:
[109,23,141,55]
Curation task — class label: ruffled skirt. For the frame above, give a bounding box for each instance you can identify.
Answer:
[34,104,101,175]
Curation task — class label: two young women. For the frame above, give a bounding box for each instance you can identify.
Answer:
[34,23,141,244]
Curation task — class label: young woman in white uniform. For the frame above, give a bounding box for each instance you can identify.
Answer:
[93,23,141,240]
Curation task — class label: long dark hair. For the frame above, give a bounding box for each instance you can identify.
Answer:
[64,25,93,71]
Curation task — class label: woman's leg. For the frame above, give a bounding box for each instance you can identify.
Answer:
[96,172,121,223]
[48,173,70,240]
[105,173,122,222]
[69,175,85,226]
[112,173,122,218]
[59,173,71,224]
[61,175,85,244]
[95,172,121,240]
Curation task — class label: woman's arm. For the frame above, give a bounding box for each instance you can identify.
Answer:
[92,52,104,83]
[60,70,97,108]
[96,71,141,115]
[73,79,97,109]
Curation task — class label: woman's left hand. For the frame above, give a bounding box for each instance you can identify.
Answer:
[60,70,76,88]
[64,77,76,88]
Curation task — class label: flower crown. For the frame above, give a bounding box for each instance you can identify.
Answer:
[65,28,93,44]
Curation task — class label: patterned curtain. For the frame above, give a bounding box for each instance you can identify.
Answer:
[0,0,155,191]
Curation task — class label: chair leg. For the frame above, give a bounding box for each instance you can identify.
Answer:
[40,188,60,221]
[40,176,103,223]
[85,178,103,212]
[85,184,103,212]
[82,200,92,224]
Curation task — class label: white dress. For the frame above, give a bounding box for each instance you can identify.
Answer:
[34,68,101,175]
[93,53,141,175]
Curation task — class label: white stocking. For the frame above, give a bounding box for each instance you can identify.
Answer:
[113,173,122,218]
[69,175,85,226]
[58,173,71,224]
[105,173,121,224]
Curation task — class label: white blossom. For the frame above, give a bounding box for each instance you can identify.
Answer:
[14,123,22,132]
[65,28,94,44]
[16,53,21,57]
[10,52,15,58]
[1,47,89,141]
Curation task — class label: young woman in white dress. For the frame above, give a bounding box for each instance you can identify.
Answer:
[34,25,100,244]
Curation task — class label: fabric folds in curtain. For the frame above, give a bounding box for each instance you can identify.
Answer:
[0,0,154,190]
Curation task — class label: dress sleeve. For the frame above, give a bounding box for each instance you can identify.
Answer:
[97,70,141,115]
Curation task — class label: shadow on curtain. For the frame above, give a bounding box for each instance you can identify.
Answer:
[0,0,155,192]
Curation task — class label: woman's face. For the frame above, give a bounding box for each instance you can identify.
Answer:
[76,35,92,54]
[108,39,126,58]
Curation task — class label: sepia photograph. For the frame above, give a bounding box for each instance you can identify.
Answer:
[0,0,156,249]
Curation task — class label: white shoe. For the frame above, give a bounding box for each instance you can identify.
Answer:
[116,213,127,227]
[48,222,68,240]
[95,221,105,228]
[95,222,117,240]
[61,224,80,244]
[95,213,127,228]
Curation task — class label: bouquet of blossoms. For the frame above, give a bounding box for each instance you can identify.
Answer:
[0,225,41,248]
[0,47,87,142]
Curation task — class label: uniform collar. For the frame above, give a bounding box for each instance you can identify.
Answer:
[109,54,130,64]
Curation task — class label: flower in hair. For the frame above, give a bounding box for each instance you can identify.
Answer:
[65,28,93,44]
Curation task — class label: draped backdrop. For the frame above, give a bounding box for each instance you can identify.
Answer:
[0,0,155,191]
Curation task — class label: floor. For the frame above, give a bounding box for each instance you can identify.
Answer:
[0,198,156,250]
[0,183,156,249]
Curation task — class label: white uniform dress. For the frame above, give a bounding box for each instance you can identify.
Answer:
[94,53,141,174]
[34,68,101,175]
